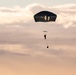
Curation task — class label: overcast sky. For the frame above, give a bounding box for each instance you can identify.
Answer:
[0,1,76,75]
[0,0,76,7]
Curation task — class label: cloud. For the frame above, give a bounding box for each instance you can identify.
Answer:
[0,5,33,25]
[0,21,76,75]
[0,3,76,75]
[0,43,76,75]
[0,3,75,27]
[0,43,76,61]
[26,3,76,27]
[0,25,76,58]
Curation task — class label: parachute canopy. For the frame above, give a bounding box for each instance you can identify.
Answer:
[34,11,57,22]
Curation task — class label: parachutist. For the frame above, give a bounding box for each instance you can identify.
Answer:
[44,34,46,39]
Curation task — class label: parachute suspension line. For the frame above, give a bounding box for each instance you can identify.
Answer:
[43,31,49,48]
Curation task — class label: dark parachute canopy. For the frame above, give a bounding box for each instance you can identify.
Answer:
[34,11,57,22]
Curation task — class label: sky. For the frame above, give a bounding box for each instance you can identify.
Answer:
[0,0,76,7]
[0,0,76,75]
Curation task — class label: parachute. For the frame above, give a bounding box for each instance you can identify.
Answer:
[34,11,57,22]
[34,11,57,48]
